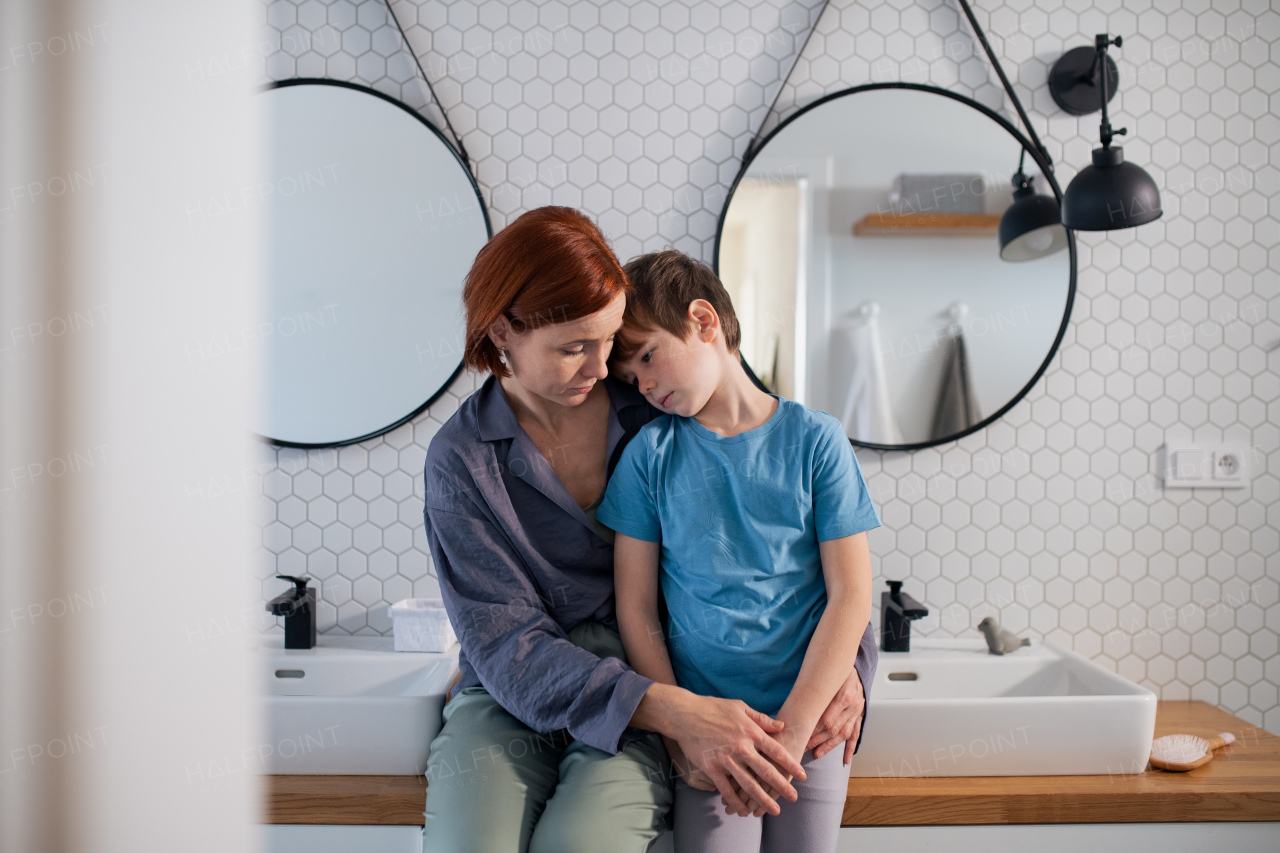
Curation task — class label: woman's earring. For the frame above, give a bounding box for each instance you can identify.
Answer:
[498,347,508,366]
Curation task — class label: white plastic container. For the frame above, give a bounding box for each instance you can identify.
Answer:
[388,598,457,652]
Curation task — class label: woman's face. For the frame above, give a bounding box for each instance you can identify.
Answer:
[489,292,626,408]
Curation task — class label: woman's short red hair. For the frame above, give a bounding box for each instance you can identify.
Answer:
[462,206,630,377]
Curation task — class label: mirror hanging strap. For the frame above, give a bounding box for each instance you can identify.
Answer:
[382,0,473,169]
[953,0,1052,174]
[742,0,833,163]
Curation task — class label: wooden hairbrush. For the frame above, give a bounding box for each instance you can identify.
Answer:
[1148,731,1235,771]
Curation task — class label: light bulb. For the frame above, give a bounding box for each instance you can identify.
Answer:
[1026,228,1055,251]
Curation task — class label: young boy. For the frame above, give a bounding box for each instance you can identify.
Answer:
[595,250,879,853]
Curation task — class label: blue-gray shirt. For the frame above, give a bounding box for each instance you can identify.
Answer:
[423,374,879,755]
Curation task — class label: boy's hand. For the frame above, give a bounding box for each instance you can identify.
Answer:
[687,767,717,791]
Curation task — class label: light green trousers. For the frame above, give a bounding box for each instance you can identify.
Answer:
[422,620,673,853]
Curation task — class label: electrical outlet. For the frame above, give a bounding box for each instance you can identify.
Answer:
[1163,441,1249,489]
[1213,450,1245,483]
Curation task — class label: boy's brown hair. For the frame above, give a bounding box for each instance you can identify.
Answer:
[614,250,742,362]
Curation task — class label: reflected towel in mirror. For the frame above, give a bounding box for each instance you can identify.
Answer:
[930,323,981,439]
[839,303,905,444]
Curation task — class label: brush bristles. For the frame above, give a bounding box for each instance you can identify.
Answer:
[1151,734,1208,764]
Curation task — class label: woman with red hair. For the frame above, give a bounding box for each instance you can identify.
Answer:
[421,207,871,851]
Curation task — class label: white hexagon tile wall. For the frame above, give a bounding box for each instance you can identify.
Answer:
[252,0,1280,731]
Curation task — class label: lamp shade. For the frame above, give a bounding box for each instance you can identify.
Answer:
[999,187,1068,261]
[1062,145,1162,230]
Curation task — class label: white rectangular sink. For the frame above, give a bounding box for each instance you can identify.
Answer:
[259,634,459,774]
[848,638,1157,778]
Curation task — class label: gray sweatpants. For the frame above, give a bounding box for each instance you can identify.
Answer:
[673,745,848,853]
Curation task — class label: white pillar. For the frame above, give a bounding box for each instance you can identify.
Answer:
[0,1,263,850]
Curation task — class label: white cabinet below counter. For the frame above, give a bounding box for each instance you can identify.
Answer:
[837,824,1278,853]
[263,824,1278,853]
[261,825,422,853]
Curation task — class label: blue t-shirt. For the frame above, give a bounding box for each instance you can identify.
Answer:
[596,396,881,716]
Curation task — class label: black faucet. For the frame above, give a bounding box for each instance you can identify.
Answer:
[266,574,316,649]
[881,580,928,652]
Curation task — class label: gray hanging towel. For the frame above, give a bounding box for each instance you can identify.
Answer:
[931,328,981,439]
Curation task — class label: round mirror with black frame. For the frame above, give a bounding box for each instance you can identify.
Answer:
[715,83,1076,451]
[257,79,491,448]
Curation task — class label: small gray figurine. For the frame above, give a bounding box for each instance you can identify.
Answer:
[977,616,1030,655]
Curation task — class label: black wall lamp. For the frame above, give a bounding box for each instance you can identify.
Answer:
[1048,40,1119,116]
[1054,35,1163,231]
[955,1,1161,245]
[999,150,1069,262]
[954,0,1065,262]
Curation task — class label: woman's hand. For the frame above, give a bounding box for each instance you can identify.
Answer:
[805,664,865,765]
[635,684,807,817]
[731,723,810,817]
[664,736,717,792]
[677,694,805,816]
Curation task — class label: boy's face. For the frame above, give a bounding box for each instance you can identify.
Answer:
[613,307,723,417]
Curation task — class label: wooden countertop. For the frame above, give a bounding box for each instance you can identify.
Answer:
[263,774,426,826]
[844,701,1280,824]
[263,700,1280,826]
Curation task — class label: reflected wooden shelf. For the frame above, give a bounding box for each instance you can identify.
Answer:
[854,212,1000,237]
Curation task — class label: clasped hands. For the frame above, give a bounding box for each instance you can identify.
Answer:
[666,667,865,817]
